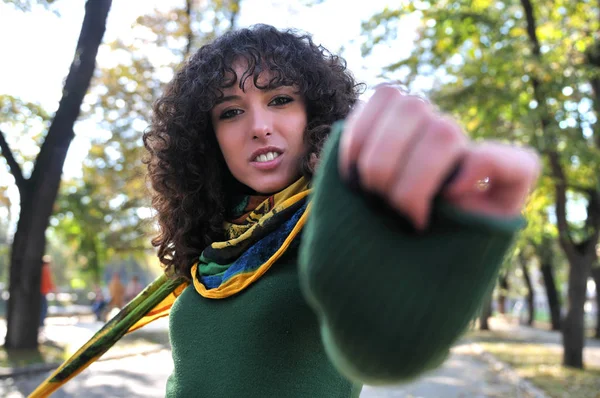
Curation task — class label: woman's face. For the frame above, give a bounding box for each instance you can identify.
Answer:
[211,63,308,195]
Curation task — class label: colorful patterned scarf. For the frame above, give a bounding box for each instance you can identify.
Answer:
[29,177,311,397]
[192,177,310,298]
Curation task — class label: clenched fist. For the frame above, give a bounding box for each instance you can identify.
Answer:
[338,86,540,230]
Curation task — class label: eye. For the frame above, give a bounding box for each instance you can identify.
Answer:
[269,96,293,106]
[219,108,243,120]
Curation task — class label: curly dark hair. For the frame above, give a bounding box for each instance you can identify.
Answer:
[143,24,364,278]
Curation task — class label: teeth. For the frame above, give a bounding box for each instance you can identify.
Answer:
[254,151,280,163]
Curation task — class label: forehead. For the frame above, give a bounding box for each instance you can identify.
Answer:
[221,59,282,94]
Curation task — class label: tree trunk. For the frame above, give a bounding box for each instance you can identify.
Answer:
[520,0,599,369]
[479,290,493,330]
[541,262,562,331]
[497,273,509,314]
[520,255,535,326]
[5,198,45,347]
[562,256,591,368]
[4,0,111,350]
[592,267,600,339]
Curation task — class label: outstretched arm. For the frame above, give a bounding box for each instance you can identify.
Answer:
[299,87,539,385]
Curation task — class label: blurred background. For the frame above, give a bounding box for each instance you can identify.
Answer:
[0,0,599,397]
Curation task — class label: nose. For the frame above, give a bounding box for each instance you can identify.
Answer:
[250,107,272,140]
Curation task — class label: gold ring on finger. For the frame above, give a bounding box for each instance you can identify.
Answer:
[475,177,491,192]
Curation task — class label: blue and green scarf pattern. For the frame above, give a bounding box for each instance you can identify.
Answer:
[191,177,311,298]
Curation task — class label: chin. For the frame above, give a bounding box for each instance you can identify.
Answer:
[253,184,287,195]
[250,178,293,195]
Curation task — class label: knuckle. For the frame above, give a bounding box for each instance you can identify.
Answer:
[374,85,403,103]
[431,118,465,145]
[400,96,429,115]
[358,155,394,192]
[462,149,489,174]
[472,143,496,162]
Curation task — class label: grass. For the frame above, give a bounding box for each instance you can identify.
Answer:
[469,330,600,398]
[499,314,597,338]
[0,343,67,369]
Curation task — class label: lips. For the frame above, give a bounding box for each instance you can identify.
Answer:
[249,146,283,162]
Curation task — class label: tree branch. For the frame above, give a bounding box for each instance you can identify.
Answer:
[0,128,27,195]
[29,0,112,191]
[229,0,241,30]
[590,77,600,149]
[583,3,600,148]
[585,189,600,242]
[520,0,581,261]
[567,182,597,193]
[520,0,541,56]
[184,0,193,59]
[585,42,600,148]
[547,151,577,260]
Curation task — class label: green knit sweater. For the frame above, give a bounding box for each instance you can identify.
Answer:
[166,125,524,397]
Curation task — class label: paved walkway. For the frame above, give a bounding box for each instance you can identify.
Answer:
[0,315,170,351]
[2,342,534,398]
[361,341,544,398]
[2,350,174,398]
[2,316,597,397]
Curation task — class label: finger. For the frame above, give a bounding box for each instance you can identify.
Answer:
[443,143,540,216]
[338,86,402,179]
[357,96,432,195]
[387,117,468,230]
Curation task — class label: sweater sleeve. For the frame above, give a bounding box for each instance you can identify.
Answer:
[298,122,525,385]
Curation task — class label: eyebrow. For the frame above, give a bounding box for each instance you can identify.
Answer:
[214,85,297,106]
[214,95,241,106]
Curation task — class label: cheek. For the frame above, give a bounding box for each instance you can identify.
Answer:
[216,131,242,166]
[289,114,308,151]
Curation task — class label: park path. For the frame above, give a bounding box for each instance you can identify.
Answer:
[1,316,578,397]
[2,343,536,398]
[485,316,600,368]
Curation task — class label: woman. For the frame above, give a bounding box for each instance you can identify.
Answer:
[143,24,539,397]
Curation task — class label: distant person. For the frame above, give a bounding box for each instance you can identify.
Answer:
[40,255,56,328]
[125,275,144,302]
[91,284,106,322]
[107,272,125,311]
